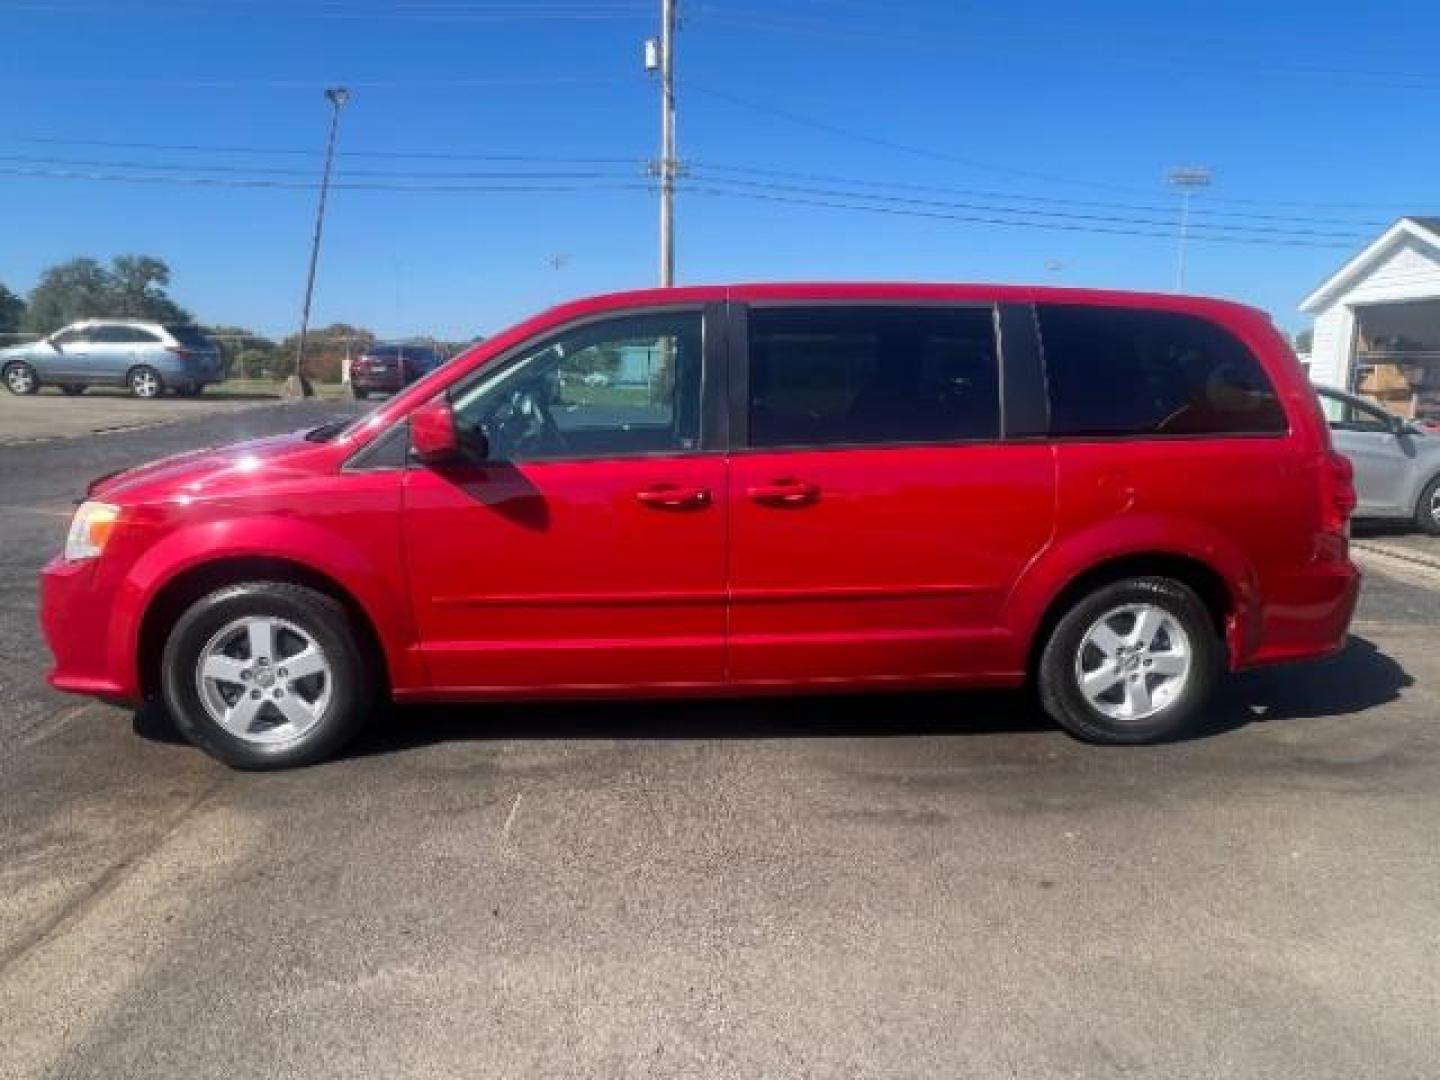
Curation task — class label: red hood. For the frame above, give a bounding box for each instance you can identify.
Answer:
[89,431,334,504]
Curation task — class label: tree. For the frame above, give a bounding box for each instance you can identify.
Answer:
[207,325,279,379]
[279,322,375,383]
[108,255,190,323]
[21,254,190,334]
[22,258,111,334]
[0,283,24,337]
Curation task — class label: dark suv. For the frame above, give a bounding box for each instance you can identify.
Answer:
[349,343,443,399]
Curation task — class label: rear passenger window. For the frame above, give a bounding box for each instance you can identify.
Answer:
[747,306,999,448]
[1038,305,1287,437]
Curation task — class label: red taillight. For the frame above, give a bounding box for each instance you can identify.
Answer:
[1322,452,1356,535]
[166,346,194,360]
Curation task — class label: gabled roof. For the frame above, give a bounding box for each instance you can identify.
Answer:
[1300,216,1440,313]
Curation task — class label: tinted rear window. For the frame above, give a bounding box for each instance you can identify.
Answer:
[1038,305,1287,437]
[165,325,215,348]
[747,305,1000,448]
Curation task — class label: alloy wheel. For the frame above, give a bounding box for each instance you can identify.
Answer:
[194,616,333,745]
[131,369,161,398]
[1073,602,1192,722]
[5,365,35,394]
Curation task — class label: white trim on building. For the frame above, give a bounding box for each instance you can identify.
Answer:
[1300,217,1440,394]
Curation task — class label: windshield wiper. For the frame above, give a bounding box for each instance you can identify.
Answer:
[304,418,353,443]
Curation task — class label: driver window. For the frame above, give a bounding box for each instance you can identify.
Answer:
[450,310,703,462]
[52,328,90,346]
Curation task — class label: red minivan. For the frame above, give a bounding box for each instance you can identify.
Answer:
[40,284,1359,768]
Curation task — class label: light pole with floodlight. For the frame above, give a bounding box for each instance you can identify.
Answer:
[1167,166,1211,294]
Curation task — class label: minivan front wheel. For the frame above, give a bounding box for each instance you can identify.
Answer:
[1037,576,1221,744]
[128,365,164,399]
[4,361,39,395]
[161,582,374,768]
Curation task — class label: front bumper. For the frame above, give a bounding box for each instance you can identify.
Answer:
[40,554,139,701]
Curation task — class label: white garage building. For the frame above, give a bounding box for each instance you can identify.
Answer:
[1300,216,1440,423]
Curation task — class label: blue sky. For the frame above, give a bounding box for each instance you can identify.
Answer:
[2,0,1438,339]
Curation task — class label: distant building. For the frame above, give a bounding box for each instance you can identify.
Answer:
[1300,216,1440,422]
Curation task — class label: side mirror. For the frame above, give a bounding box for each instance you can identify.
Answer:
[410,397,462,464]
[48,338,62,352]
[410,397,488,464]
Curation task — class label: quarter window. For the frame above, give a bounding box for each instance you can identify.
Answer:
[1038,305,1287,437]
[746,306,1000,448]
[450,310,703,462]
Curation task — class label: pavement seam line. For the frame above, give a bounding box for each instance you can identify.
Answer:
[0,772,231,977]
[1354,546,1440,588]
[1353,539,1440,574]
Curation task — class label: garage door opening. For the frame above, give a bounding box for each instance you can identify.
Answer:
[1352,298,1440,423]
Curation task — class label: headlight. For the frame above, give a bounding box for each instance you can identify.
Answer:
[64,501,121,561]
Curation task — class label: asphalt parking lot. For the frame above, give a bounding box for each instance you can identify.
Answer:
[2,403,1439,1079]
[0,385,303,445]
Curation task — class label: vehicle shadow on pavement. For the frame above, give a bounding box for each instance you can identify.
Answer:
[130,634,1410,759]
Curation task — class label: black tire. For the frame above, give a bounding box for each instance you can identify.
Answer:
[60,383,86,396]
[128,365,164,399]
[1037,576,1221,745]
[3,361,39,395]
[160,581,374,769]
[351,386,368,400]
[1414,475,1440,536]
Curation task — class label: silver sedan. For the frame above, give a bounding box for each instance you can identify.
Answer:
[1317,385,1440,535]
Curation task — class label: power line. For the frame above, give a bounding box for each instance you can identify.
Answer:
[687,4,1440,90]
[0,152,642,181]
[686,81,1436,211]
[0,164,651,193]
[689,162,1399,228]
[0,0,653,20]
[0,75,633,88]
[685,81,1174,198]
[0,160,1372,251]
[690,175,1372,242]
[684,185,1363,250]
[0,133,643,164]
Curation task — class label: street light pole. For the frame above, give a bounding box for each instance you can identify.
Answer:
[1167,166,1211,294]
[292,85,350,396]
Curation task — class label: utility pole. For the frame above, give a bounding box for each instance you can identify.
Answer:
[292,85,350,396]
[1167,166,1211,294]
[646,0,678,286]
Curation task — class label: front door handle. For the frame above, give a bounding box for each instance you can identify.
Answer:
[636,484,712,510]
[747,478,820,506]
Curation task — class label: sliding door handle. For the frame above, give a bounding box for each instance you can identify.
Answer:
[747,478,820,506]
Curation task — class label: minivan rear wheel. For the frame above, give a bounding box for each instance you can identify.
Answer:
[1037,576,1221,744]
[160,581,374,769]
